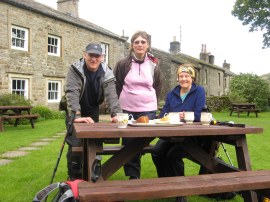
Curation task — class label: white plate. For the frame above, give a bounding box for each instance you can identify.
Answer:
[128,120,183,127]
[128,120,155,125]
[154,119,170,124]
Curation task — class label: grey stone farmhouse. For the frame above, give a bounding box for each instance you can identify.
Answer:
[0,0,235,110]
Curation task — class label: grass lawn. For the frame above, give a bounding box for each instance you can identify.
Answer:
[0,112,269,202]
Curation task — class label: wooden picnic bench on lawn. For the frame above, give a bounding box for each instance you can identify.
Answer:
[78,170,270,202]
[0,106,39,132]
[229,103,261,118]
[73,122,267,202]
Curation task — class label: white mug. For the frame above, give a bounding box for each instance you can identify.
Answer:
[184,111,194,124]
[116,113,129,128]
[168,112,180,124]
[200,112,212,125]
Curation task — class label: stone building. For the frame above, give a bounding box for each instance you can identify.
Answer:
[0,0,235,110]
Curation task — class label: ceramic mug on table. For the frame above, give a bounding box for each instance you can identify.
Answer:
[168,112,180,124]
[200,112,212,125]
[184,111,194,124]
[116,113,129,128]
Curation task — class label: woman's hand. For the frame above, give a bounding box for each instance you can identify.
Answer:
[74,117,94,123]
[111,116,118,123]
[179,112,185,120]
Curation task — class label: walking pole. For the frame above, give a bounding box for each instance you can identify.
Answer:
[50,111,76,184]
[220,143,233,166]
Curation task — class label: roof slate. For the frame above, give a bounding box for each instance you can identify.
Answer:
[2,0,126,41]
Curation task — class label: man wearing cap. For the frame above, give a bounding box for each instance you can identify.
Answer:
[64,43,122,180]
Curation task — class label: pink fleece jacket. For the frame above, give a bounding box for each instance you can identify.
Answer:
[119,57,157,112]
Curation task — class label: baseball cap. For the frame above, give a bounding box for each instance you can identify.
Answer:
[85,43,102,55]
[177,64,196,79]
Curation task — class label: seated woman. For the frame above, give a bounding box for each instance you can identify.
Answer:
[151,63,205,202]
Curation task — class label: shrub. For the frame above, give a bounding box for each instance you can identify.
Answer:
[32,105,65,120]
[228,92,247,103]
[229,73,270,110]
[0,93,32,106]
[206,96,231,112]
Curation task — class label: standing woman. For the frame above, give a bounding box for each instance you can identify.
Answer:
[114,31,162,179]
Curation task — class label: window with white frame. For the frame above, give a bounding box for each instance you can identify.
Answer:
[11,25,29,51]
[11,78,29,98]
[204,69,208,84]
[48,35,61,56]
[48,80,61,102]
[101,43,109,64]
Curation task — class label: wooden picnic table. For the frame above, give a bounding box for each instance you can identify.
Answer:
[0,106,39,131]
[230,103,261,117]
[73,122,269,202]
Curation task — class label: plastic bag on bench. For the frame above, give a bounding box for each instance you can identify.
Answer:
[33,179,84,202]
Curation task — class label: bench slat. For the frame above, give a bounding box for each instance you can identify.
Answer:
[79,170,270,202]
[72,145,154,155]
[0,114,39,132]
[1,114,39,119]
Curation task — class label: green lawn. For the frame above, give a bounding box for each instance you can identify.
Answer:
[0,112,269,202]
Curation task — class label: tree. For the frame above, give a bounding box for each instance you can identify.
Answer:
[229,73,270,110]
[231,0,270,48]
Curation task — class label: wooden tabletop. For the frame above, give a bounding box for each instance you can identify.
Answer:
[74,122,263,139]
[0,106,32,110]
[231,103,256,107]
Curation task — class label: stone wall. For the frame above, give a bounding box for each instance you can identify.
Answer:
[0,1,125,110]
[0,0,234,111]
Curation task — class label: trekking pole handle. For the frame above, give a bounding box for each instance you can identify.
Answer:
[67,111,76,135]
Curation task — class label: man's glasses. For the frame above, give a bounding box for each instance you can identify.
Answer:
[88,53,101,58]
[133,40,147,45]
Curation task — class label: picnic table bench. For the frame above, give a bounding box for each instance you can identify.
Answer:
[0,106,39,132]
[72,122,268,202]
[79,170,270,202]
[229,103,261,118]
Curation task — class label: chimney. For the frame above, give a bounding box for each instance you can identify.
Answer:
[169,36,180,55]
[199,44,209,63]
[223,60,231,70]
[121,30,129,41]
[57,0,79,18]
[209,54,215,65]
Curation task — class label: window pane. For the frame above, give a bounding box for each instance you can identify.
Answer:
[12,79,27,97]
[48,81,60,101]
[48,35,60,56]
[17,80,21,89]
[11,26,28,51]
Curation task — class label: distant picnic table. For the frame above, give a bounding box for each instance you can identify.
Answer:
[229,103,261,118]
[0,106,39,132]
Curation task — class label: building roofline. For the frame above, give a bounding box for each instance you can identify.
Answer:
[2,0,127,42]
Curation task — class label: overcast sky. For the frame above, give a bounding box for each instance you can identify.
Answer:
[35,0,270,76]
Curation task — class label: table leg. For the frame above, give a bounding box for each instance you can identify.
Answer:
[0,118,4,132]
[237,109,240,118]
[82,140,88,181]
[101,137,154,180]
[235,135,258,202]
[178,138,238,173]
[14,118,20,127]
[30,118,35,128]
[82,139,103,181]
[27,109,35,128]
